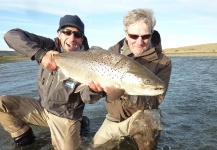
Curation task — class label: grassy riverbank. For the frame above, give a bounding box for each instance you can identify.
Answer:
[0,51,28,64]
[0,56,29,64]
[0,42,217,64]
[163,43,217,56]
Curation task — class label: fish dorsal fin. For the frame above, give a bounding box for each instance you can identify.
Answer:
[74,84,87,93]
[106,87,125,102]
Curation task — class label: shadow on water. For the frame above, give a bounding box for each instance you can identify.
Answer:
[1,57,217,150]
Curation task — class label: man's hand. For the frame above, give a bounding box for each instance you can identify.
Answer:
[88,81,116,96]
[88,81,104,92]
[41,50,59,71]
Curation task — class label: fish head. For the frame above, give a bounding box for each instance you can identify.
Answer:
[121,71,165,96]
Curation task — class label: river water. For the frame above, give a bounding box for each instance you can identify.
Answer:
[0,56,217,150]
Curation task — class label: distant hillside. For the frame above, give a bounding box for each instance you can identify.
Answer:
[163,43,217,56]
[0,51,28,64]
[1,42,217,57]
[0,51,24,56]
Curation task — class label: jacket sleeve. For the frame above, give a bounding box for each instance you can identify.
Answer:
[80,86,105,104]
[3,28,55,62]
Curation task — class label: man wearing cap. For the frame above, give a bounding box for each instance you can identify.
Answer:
[1,15,104,150]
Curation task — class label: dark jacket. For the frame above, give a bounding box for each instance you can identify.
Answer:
[4,28,104,120]
[106,30,172,121]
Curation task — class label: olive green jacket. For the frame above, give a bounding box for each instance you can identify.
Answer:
[4,28,103,120]
[106,30,172,121]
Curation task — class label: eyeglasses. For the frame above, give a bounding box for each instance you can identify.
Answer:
[127,33,152,40]
[60,29,83,38]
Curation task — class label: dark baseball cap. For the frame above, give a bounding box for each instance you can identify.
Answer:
[57,15,84,33]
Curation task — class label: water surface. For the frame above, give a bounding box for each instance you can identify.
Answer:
[0,57,217,150]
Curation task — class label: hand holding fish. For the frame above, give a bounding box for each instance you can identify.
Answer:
[88,81,104,92]
[53,48,165,99]
[88,81,115,95]
[41,50,59,71]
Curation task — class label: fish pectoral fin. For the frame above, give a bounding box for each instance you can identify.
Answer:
[74,84,87,93]
[106,88,125,102]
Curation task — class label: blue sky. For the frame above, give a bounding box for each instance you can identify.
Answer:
[1,0,217,51]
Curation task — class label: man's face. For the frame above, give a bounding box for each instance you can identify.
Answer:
[58,26,83,52]
[126,21,152,56]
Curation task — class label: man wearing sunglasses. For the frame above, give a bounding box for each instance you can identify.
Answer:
[1,15,104,150]
[93,8,172,150]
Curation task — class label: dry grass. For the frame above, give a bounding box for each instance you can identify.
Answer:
[0,42,217,64]
[0,56,29,64]
[163,43,217,56]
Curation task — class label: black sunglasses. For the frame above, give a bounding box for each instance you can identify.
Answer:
[60,29,83,38]
[128,33,152,40]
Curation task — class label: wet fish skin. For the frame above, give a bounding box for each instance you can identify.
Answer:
[53,46,165,101]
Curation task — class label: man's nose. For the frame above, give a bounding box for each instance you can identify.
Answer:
[137,37,144,44]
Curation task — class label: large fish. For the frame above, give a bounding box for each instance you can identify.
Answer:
[53,46,165,102]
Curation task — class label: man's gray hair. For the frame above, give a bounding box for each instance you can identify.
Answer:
[123,8,156,32]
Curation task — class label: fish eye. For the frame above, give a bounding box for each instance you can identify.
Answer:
[143,79,151,85]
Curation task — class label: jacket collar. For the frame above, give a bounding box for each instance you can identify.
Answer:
[54,37,62,52]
